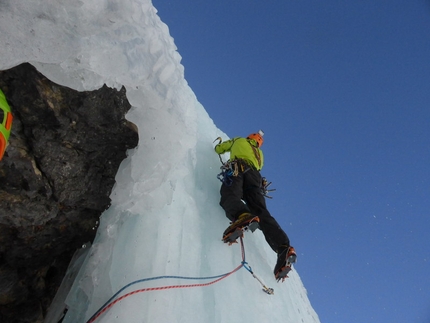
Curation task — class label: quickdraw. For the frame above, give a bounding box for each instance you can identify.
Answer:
[242,261,274,295]
[217,165,234,186]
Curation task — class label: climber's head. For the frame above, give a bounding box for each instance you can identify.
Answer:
[247,130,264,147]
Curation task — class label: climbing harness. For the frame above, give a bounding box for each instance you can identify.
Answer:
[213,142,251,186]
[85,237,273,323]
[216,162,276,199]
[213,137,275,199]
[216,160,250,186]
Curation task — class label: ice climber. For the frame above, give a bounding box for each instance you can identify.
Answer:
[214,130,297,281]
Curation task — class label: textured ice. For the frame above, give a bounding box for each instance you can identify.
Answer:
[1,1,320,322]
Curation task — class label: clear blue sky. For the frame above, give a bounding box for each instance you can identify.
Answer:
[153,1,430,322]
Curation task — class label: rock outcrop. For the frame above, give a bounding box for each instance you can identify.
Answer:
[0,63,138,323]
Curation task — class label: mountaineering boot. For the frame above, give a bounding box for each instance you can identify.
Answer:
[274,246,297,282]
[222,212,260,244]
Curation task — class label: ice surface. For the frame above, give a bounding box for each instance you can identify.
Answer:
[44,243,91,323]
[1,1,320,322]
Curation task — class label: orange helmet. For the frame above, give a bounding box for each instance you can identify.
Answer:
[247,130,264,147]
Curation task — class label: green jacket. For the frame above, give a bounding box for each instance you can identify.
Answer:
[0,89,12,139]
[215,137,264,171]
[0,89,13,160]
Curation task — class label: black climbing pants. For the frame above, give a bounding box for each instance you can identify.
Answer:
[219,166,290,253]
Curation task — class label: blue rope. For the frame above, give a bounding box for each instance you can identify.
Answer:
[241,261,253,274]
[86,238,248,323]
[87,272,233,322]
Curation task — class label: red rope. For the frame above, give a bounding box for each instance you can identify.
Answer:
[88,238,246,323]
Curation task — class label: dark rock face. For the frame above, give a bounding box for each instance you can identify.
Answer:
[0,63,139,323]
